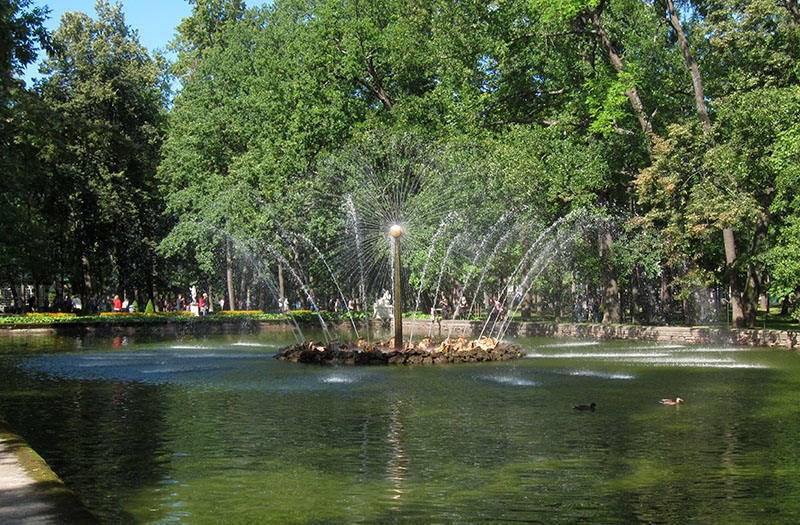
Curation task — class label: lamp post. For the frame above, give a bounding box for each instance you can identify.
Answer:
[390,224,404,351]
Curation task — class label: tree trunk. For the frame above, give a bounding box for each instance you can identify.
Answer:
[258,287,266,312]
[147,251,156,309]
[226,235,235,311]
[660,269,673,325]
[13,282,22,314]
[787,0,799,27]
[598,223,621,323]
[683,292,697,326]
[81,254,92,304]
[665,0,711,135]
[744,211,771,325]
[631,264,641,324]
[590,7,653,145]
[743,261,760,326]
[278,263,285,304]
[723,228,747,327]
[780,296,791,316]
[520,292,533,321]
[240,264,248,310]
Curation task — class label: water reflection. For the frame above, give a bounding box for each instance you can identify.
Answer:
[0,333,799,523]
[386,400,408,508]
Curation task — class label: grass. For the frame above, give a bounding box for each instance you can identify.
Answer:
[0,311,284,325]
[1,308,796,331]
[0,309,374,326]
[756,309,799,331]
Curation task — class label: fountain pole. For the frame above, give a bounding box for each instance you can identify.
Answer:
[390,224,404,351]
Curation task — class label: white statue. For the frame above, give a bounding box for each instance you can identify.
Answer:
[373,289,393,320]
[189,285,200,316]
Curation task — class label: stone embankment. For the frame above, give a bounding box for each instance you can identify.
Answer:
[412,319,799,349]
[275,336,524,365]
[0,421,97,523]
[1,317,797,349]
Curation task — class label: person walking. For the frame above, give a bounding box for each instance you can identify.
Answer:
[457,296,469,319]
[439,293,450,319]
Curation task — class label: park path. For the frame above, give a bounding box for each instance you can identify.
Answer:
[0,429,97,524]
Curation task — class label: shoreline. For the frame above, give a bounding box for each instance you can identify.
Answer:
[0,420,97,523]
[2,317,797,349]
[0,316,796,520]
[414,318,799,349]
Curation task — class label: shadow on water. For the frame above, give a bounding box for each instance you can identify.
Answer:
[2,333,800,522]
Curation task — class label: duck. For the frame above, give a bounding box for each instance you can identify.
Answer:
[573,402,596,411]
[659,397,684,405]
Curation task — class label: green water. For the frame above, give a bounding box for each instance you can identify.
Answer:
[2,332,800,523]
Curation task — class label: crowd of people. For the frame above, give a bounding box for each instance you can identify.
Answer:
[574,296,601,323]
[430,293,500,321]
[279,293,358,314]
[3,285,603,324]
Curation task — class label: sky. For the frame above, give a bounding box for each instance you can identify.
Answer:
[23,0,195,86]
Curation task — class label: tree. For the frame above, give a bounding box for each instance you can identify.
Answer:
[0,0,50,88]
[701,87,800,326]
[763,96,800,318]
[37,0,167,305]
[1,0,55,309]
[155,0,800,327]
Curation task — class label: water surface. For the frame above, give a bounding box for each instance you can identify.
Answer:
[2,333,800,523]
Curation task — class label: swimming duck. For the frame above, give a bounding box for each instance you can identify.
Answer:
[659,397,684,405]
[573,402,596,411]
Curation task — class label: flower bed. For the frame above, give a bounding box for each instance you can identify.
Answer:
[1,309,355,327]
[0,313,78,324]
[99,311,193,317]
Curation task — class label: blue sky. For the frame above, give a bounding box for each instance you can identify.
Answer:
[23,1,195,85]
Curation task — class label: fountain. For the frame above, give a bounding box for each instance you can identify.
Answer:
[268,136,600,366]
[275,221,524,365]
[274,334,523,365]
[390,223,404,351]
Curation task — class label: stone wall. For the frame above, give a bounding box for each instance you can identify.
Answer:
[2,317,797,349]
[408,318,799,349]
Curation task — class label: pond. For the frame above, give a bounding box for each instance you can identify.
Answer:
[1,331,800,523]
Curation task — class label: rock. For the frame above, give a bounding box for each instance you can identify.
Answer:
[274,336,524,366]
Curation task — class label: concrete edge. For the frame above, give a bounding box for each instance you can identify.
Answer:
[1,317,798,348]
[409,319,800,349]
[0,419,98,523]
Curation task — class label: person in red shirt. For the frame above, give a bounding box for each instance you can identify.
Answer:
[112,295,122,312]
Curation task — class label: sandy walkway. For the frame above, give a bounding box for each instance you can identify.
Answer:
[0,429,97,524]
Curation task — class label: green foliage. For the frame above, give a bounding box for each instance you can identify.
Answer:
[5,0,800,328]
[1,1,56,288]
[0,0,52,85]
[486,125,609,218]
[0,311,287,325]
[32,1,167,301]
[586,78,633,137]
[634,123,712,261]
[530,0,600,24]
[698,0,799,96]
[144,299,155,314]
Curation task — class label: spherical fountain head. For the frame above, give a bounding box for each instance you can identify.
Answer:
[389,224,405,238]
